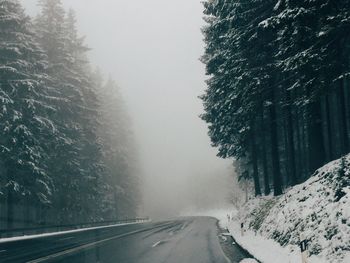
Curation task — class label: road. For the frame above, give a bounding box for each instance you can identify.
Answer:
[0,217,253,263]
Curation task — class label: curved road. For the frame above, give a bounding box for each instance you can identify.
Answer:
[0,217,253,263]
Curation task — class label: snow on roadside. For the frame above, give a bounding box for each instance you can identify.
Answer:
[217,154,350,263]
[239,259,259,263]
[183,153,350,263]
[225,220,326,263]
[257,156,350,262]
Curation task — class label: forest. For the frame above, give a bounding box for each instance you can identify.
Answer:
[201,0,350,196]
[0,0,139,229]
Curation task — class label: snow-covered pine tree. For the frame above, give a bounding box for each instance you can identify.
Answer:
[201,0,248,160]
[201,0,281,196]
[314,0,350,158]
[35,0,81,224]
[0,0,56,228]
[63,9,107,222]
[201,0,350,198]
[35,0,105,223]
[97,76,140,219]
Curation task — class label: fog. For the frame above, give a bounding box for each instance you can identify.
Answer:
[22,0,233,219]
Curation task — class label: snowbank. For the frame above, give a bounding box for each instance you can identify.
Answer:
[226,220,324,263]
[222,155,350,263]
[239,259,258,263]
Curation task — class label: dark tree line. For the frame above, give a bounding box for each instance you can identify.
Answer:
[201,0,350,196]
[0,0,139,230]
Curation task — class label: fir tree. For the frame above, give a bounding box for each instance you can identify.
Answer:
[0,0,56,227]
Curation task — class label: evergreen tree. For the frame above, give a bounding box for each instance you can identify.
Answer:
[0,0,56,227]
[35,0,105,222]
[201,0,350,197]
[97,77,139,219]
[0,0,140,227]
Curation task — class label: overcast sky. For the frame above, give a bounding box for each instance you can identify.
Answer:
[21,0,233,218]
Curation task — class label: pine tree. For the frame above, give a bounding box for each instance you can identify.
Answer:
[201,0,350,197]
[97,77,140,219]
[0,0,56,228]
[35,0,104,222]
[0,0,140,226]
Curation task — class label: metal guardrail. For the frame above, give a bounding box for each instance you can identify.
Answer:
[0,217,150,239]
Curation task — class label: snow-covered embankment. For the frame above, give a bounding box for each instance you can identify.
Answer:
[221,155,350,263]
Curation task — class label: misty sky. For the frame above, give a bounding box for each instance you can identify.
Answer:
[22,0,233,218]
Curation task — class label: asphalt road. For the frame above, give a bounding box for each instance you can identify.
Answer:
[0,217,253,263]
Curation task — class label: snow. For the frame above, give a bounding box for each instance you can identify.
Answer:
[343,253,350,263]
[240,259,258,263]
[0,221,148,244]
[225,219,322,263]
[258,20,270,29]
[213,154,350,263]
[274,0,282,11]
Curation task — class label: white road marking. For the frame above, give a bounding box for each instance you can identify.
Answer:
[0,250,7,253]
[28,229,147,263]
[152,241,161,248]
[28,223,174,263]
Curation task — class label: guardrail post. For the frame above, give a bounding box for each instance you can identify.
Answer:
[300,233,309,263]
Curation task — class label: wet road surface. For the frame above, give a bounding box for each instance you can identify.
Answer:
[0,217,254,263]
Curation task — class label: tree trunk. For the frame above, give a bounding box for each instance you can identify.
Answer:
[295,108,303,179]
[337,79,349,155]
[251,127,262,196]
[283,117,291,185]
[261,108,271,195]
[6,191,14,231]
[307,100,326,172]
[302,119,310,178]
[325,94,334,161]
[269,94,283,196]
[6,168,14,232]
[285,90,298,185]
[114,192,119,219]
